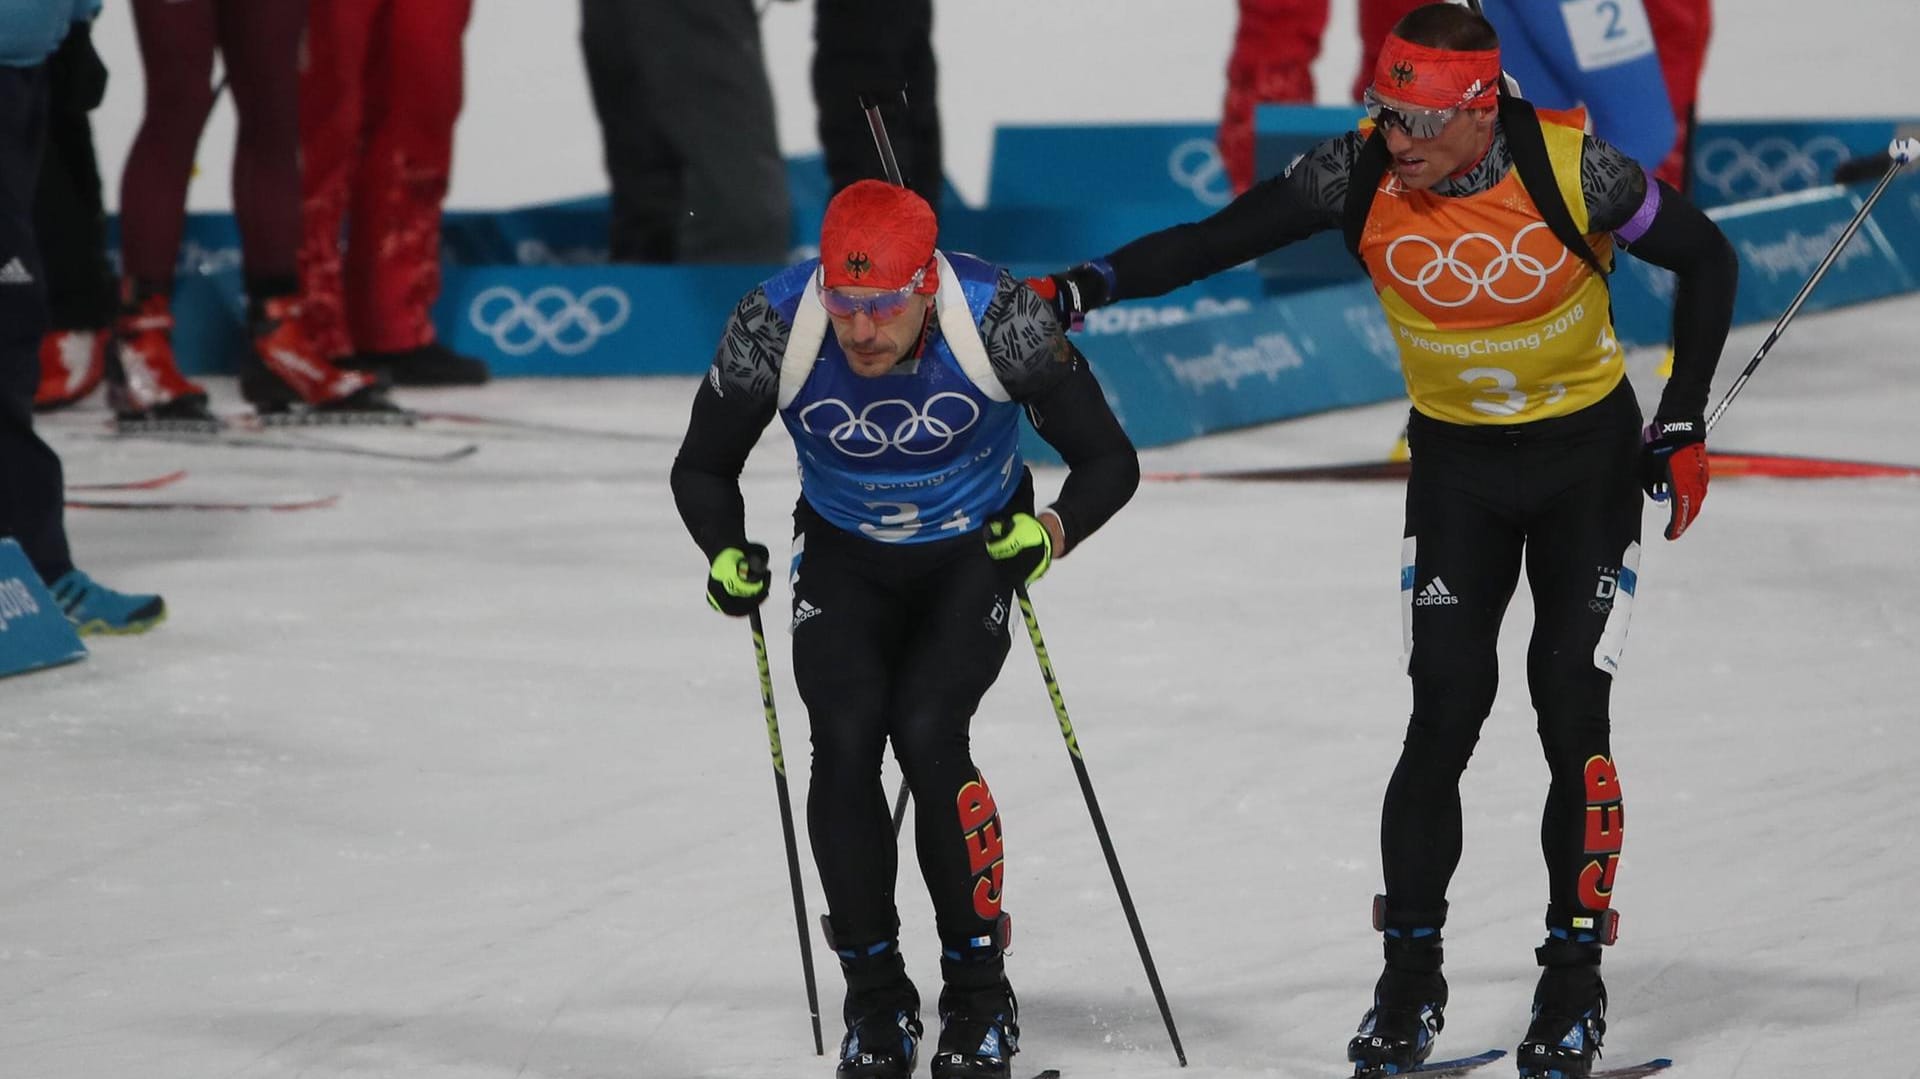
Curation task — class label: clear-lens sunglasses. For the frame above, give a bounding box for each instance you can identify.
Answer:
[817,264,928,322]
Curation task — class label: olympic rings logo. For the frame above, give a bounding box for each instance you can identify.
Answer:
[1693,136,1852,201]
[468,285,631,356]
[1384,222,1568,307]
[797,393,981,458]
[1169,138,1233,207]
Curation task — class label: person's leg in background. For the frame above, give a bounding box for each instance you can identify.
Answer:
[0,60,163,635]
[1219,0,1327,194]
[297,0,377,369]
[1644,0,1712,191]
[337,0,488,384]
[216,0,394,415]
[814,0,941,215]
[33,19,115,411]
[581,0,680,263]
[111,0,220,423]
[642,0,789,263]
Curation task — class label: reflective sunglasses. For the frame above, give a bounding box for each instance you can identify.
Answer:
[1363,84,1484,140]
[817,264,928,323]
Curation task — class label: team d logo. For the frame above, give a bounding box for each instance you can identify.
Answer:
[1390,61,1416,88]
[843,251,873,279]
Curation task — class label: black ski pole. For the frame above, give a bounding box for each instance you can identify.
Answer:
[1014,585,1188,1066]
[857,91,908,187]
[858,90,917,837]
[1706,137,1918,433]
[890,776,910,836]
[746,604,826,1056]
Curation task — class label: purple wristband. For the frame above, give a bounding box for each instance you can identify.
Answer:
[1615,168,1662,245]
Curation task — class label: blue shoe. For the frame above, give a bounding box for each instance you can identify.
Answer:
[49,569,166,636]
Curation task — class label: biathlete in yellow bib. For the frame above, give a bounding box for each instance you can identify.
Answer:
[1030,4,1738,1077]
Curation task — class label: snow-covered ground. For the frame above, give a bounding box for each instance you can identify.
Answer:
[10,291,1920,1079]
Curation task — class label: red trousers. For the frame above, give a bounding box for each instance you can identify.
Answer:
[298,0,472,358]
[1644,0,1712,190]
[1220,0,1428,192]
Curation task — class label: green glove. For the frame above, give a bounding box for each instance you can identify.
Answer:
[706,543,771,616]
[984,512,1053,587]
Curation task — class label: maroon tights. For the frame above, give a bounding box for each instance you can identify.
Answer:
[119,0,305,289]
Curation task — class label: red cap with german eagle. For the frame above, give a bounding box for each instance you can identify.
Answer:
[819,179,940,293]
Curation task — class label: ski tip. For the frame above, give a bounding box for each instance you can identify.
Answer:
[1031,1070,1062,1079]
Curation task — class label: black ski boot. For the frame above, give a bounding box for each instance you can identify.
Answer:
[839,1004,923,1079]
[830,930,922,1079]
[1349,898,1448,1077]
[931,921,1019,1078]
[932,981,1019,1078]
[1516,926,1610,1079]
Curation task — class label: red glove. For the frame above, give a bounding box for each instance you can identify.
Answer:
[1023,262,1112,332]
[1641,417,1708,540]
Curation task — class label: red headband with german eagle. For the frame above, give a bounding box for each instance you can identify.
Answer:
[1373,34,1501,110]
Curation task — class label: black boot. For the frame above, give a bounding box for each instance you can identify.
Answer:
[344,341,490,386]
[832,935,922,1079]
[1349,899,1448,1076]
[1516,931,1608,1079]
[931,922,1019,1079]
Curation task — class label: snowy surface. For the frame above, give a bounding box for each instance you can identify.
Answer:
[10,291,1920,1078]
[81,0,1920,211]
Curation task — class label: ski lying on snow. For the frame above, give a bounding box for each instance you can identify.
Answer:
[1149,459,1412,483]
[1028,1070,1061,1079]
[67,469,188,492]
[1587,1058,1672,1079]
[1149,450,1920,483]
[1351,1048,1508,1077]
[1407,1048,1506,1076]
[66,493,341,512]
[97,429,477,463]
[414,410,670,443]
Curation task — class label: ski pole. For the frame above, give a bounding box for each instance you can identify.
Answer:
[858,90,917,840]
[857,91,908,187]
[1014,585,1188,1066]
[746,604,826,1056]
[1706,137,1918,433]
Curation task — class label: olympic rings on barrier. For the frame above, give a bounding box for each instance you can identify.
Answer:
[469,285,632,356]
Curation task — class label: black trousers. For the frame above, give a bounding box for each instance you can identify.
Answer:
[813,0,942,214]
[791,508,1013,962]
[1383,381,1643,930]
[579,0,789,263]
[0,63,73,583]
[35,23,114,332]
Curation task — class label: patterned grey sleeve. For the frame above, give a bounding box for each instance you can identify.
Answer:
[706,287,788,405]
[1279,130,1368,222]
[1580,134,1651,236]
[979,270,1075,399]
